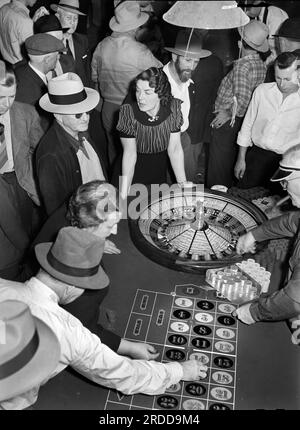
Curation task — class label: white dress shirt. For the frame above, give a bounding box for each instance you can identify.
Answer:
[0,110,14,174]
[0,277,183,410]
[258,6,288,65]
[163,62,192,133]
[237,83,300,154]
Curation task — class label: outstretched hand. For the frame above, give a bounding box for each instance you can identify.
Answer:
[181,360,208,381]
[232,304,256,325]
[236,232,256,255]
[118,339,160,360]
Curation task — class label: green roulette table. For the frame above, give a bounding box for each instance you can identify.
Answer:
[34,207,300,410]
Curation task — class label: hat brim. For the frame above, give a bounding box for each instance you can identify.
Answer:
[0,316,60,402]
[238,27,269,53]
[51,4,86,16]
[273,33,300,40]
[109,12,149,32]
[35,242,108,290]
[270,167,296,182]
[39,87,100,114]
[165,47,212,59]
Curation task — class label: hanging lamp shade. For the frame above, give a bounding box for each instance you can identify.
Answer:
[163,1,250,30]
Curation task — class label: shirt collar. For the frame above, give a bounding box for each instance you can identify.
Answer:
[29,62,48,85]
[234,52,260,63]
[12,0,30,15]
[26,277,60,304]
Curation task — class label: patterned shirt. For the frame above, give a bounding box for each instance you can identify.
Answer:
[214,53,266,118]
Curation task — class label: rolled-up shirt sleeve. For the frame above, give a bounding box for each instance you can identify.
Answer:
[237,86,260,148]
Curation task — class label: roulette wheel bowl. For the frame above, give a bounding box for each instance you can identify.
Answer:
[128,186,268,273]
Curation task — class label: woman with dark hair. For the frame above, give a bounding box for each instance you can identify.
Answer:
[116,67,187,199]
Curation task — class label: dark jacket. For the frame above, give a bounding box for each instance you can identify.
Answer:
[188,54,224,145]
[14,62,52,131]
[60,33,92,87]
[35,120,106,216]
[251,211,300,321]
[10,101,44,204]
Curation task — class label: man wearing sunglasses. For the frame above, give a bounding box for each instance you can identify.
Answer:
[234,143,300,329]
[36,72,106,216]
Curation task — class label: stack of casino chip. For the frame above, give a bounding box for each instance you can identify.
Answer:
[206,260,270,305]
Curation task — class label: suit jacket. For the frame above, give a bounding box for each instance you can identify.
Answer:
[14,62,52,131]
[60,33,92,87]
[188,54,224,145]
[10,101,44,205]
[35,120,107,216]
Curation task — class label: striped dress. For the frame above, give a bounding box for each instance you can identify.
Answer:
[117,96,183,185]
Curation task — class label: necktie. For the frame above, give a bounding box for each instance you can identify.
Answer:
[60,38,76,73]
[78,135,90,160]
[0,123,8,172]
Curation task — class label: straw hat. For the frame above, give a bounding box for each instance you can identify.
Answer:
[51,0,86,16]
[0,300,60,402]
[39,73,99,114]
[238,20,269,53]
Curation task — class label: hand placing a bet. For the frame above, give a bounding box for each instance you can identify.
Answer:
[236,232,256,255]
[118,339,159,360]
[181,360,208,381]
[233,303,256,325]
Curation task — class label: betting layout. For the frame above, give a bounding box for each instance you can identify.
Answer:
[129,186,266,272]
[104,284,238,410]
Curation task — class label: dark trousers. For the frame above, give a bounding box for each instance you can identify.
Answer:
[0,172,40,281]
[62,286,121,352]
[236,145,281,189]
[206,117,243,188]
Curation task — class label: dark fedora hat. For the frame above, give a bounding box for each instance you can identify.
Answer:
[34,14,69,34]
[165,29,211,59]
[274,17,300,40]
[35,227,109,289]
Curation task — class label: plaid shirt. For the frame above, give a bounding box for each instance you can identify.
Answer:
[214,53,266,117]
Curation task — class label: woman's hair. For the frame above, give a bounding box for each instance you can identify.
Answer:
[66,180,120,228]
[0,60,16,88]
[134,67,173,107]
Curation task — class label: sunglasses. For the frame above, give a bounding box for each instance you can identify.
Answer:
[74,111,92,119]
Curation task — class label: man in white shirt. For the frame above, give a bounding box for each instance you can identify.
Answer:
[0,227,207,410]
[164,29,211,182]
[0,0,36,64]
[234,51,300,189]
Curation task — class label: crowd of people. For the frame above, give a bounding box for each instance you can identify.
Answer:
[1,0,300,409]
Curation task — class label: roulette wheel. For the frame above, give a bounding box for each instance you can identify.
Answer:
[128,185,267,273]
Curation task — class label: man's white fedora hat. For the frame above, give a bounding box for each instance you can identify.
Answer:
[39,73,100,114]
[0,300,60,402]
